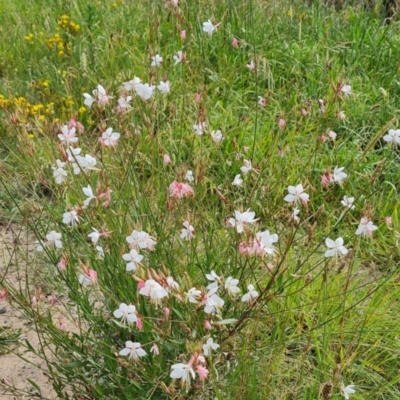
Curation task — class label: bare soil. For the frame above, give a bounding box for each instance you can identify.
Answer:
[0,224,56,399]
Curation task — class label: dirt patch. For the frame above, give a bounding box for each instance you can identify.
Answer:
[0,224,57,399]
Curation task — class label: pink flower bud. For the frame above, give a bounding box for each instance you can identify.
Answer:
[196,365,209,381]
[164,307,171,319]
[320,135,327,143]
[195,93,201,102]
[150,343,159,355]
[385,216,392,226]
[0,289,8,301]
[204,320,212,330]
[88,269,97,284]
[168,181,194,199]
[321,173,332,189]
[57,258,67,271]
[138,281,145,290]
[58,317,68,332]
[31,296,37,307]
[47,295,58,305]
[232,38,239,48]
[301,108,308,116]
[163,154,171,165]
[180,30,186,41]
[279,118,286,129]
[136,316,143,331]
[197,354,206,364]
[68,119,84,133]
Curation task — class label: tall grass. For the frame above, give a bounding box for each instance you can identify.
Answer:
[1,0,400,398]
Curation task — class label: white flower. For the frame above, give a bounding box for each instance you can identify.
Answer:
[232,174,243,187]
[88,228,101,245]
[83,84,111,107]
[203,19,216,36]
[240,159,252,174]
[100,128,120,146]
[327,130,337,141]
[225,277,240,297]
[117,96,132,111]
[121,77,141,92]
[228,209,258,233]
[184,170,194,182]
[52,160,67,184]
[126,230,157,251]
[82,185,96,208]
[246,60,256,71]
[340,84,352,97]
[62,210,80,226]
[76,154,97,173]
[383,129,400,146]
[66,147,82,174]
[113,303,137,324]
[166,276,179,291]
[193,122,207,136]
[324,237,348,258]
[332,166,347,186]
[355,217,378,238]
[204,288,224,314]
[35,240,44,252]
[292,208,300,222]
[202,338,220,356]
[139,279,168,304]
[342,384,356,399]
[205,270,221,286]
[150,344,159,355]
[122,249,144,272]
[134,83,155,100]
[58,125,78,146]
[151,54,163,67]
[180,221,195,241]
[284,184,309,205]
[96,245,104,259]
[46,231,62,249]
[83,93,95,108]
[170,363,196,387]
[258,96,266,107]
[93,84,111,105]
[341,195,355,210]
[173,51,184,65]
[241,284,259,303]
[211,130,223,143]
[119,341,147,362]
[157,80,171,94]
[186,287,202,303]
[255,230,279,255]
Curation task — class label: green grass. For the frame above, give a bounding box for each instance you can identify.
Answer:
[1,0,400,399]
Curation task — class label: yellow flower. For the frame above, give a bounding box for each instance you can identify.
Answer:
[28,134,35,139]
[24,33,34,41]
[0,95,10,107]
[14,97,26,105]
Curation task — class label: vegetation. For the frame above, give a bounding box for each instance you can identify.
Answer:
[0,0,400,398]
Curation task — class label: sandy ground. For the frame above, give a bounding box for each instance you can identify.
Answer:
[0,224,57,399]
